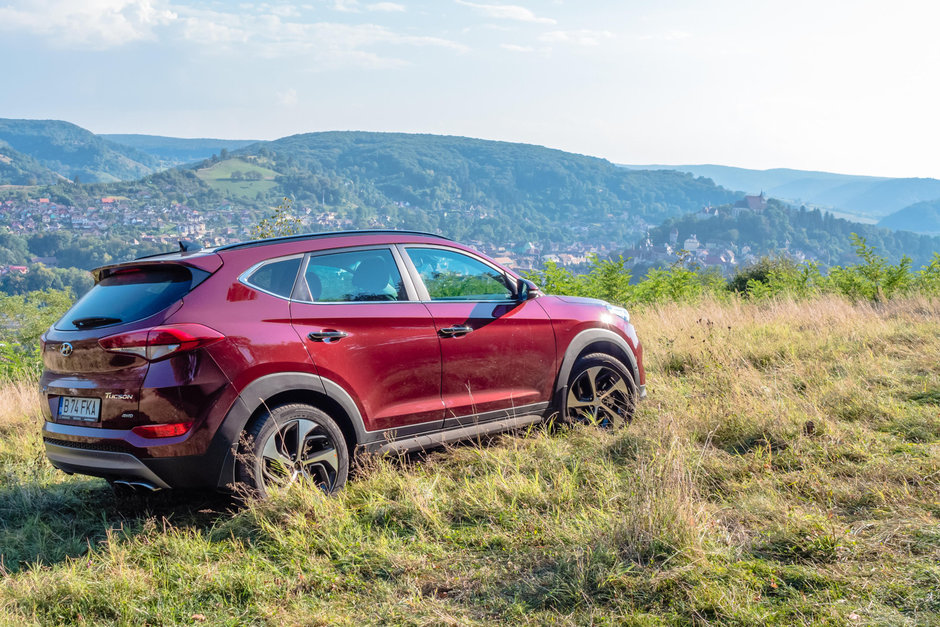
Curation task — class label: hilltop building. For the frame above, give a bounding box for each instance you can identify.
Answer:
[734,191,767,212]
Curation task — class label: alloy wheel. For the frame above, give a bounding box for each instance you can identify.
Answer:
[259,418,341,492]
[566,365,634,428]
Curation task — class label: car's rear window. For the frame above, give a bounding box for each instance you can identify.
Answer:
[56,266,202,331]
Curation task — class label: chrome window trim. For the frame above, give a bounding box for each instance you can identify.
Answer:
[399,243,520,304]
[292,245,419,304]
[237,253,305,302]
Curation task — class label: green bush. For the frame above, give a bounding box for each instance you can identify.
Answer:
[527,234,939,306]
[0,288,72,381]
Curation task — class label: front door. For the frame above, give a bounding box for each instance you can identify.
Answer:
[401,245,556,424]
[290,246,444,433]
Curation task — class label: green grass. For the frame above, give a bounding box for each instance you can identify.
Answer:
[194,158,280,198]
[1,296,938,625]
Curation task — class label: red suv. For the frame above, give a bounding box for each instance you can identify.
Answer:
[40,231,645,495]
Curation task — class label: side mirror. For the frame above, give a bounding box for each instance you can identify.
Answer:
[517,278,541,302]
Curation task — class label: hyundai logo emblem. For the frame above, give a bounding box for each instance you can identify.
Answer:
[60,342,73,357]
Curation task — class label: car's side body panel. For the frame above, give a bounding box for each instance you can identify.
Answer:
[290,300,445,430]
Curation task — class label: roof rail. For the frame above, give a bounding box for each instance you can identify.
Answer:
[214,229,452,252]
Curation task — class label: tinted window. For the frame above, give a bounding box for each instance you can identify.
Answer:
[300,249,407,302]
[244,257,301,298]
[406,248,514,301]
[57,266,200,330]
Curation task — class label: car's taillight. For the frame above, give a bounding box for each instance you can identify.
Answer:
[99,324,224,361]
[131,422,193,438]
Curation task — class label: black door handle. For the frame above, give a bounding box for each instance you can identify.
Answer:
[439,325,473,337]
[308,330,348,342]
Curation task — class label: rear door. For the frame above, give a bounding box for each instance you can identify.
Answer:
[400,245,556,424]
[289,246,444,433]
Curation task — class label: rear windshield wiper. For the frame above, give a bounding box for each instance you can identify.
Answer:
[72,316,122,329]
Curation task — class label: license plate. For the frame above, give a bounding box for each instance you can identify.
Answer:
[58,396,101,422]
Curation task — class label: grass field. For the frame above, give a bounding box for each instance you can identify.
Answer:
[0,296,938,625]
[194,158,280,198]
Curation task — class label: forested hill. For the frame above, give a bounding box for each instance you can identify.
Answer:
[223,131,740,243]
[878,199,940,235]
[625,163,940,229]
[648,199,940,267]
[0,119,159,183]
[0,141,62,186]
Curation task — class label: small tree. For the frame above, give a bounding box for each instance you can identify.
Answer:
[252,197,303,240]
[828,234,912,301]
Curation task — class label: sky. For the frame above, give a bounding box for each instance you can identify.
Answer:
[1,0,938,178]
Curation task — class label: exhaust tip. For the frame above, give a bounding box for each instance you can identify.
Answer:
[112,479,161,493]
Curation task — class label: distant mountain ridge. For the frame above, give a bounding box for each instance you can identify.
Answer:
[622,163,940,232]
[879,199,940,235]
[101,134,259,169]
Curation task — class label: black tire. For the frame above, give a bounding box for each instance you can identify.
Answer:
[237,403,349,498]
[563,352,637,428]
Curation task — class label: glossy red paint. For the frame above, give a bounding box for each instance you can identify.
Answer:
[424,299,556,419]
[39,230,646,490]
[290,301,444,431]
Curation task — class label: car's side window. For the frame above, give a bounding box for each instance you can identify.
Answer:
[405,247,514,301]
[300,248,407,302]
[243,256,302,299]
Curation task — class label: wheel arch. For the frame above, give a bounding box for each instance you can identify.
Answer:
[212,372,366,489]
[553,329,639,412]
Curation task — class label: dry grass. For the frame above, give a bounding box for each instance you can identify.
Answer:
[0,295,937,625]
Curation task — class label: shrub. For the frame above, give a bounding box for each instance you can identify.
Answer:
[0,288,72,381]
[528,235,939,306]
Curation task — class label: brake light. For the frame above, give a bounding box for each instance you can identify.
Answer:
[131,422,193,438]
[99,324,224,361]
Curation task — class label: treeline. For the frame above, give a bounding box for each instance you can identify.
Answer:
[525,235,940,306]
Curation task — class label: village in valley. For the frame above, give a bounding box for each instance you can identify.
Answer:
[2,190,784,278]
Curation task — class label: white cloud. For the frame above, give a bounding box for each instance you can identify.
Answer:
[0,0,177,48]
[500,43,533,52]
[367,2,405,12]
[177,11,467,69]
[455,0,555,25]
[539,29,612,46]
[0,0,463,68]
[333,0,359,12]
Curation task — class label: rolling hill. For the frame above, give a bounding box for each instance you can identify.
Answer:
[0,118,159,183]
[879,199,940,235]
[645,199,940,267]
[0,141,62,186]
[102,134,258,168]
[624,163,940,229]
[219,131,741,243]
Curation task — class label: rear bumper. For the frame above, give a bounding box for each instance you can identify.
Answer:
[44,440,172,489]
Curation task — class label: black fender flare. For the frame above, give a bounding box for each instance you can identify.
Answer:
[553,328,640,412]
[212,372,367,489]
